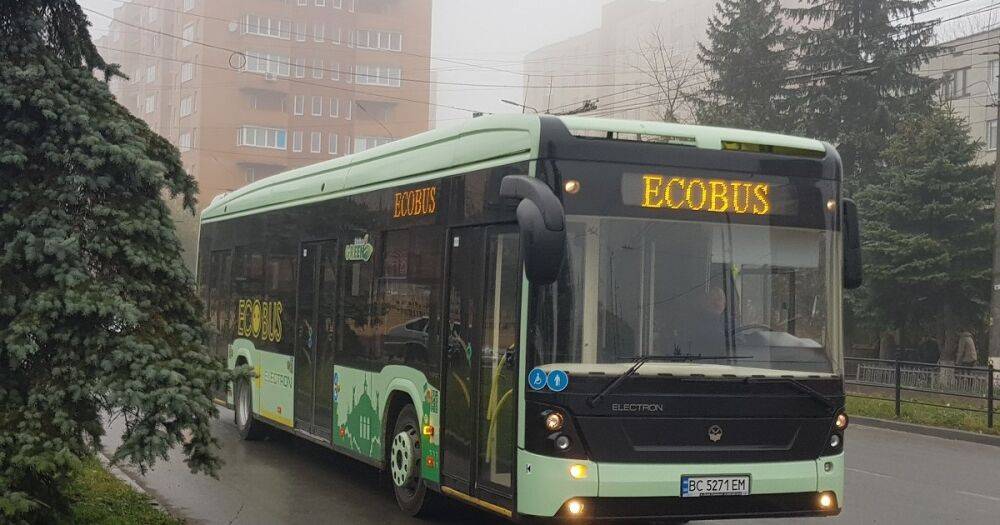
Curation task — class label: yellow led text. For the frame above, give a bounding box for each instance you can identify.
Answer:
[641,175,770,215]
[393,186,437,218]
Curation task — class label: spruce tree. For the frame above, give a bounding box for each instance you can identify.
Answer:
[696,0,798,133]
[853,104,992,346]
[786,0,938,191]
[0,2,243,521]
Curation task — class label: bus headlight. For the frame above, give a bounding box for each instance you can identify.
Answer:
[555,435,572,451]
[835,412,848,430]
[544,411,564,431]
[567,499,585,515]
[818,492,834,509]
[829,434,841,448]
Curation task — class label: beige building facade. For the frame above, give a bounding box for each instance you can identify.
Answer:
[919,28,999,165]
[96,0,433,269]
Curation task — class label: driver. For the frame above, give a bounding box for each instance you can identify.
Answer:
[688,286,726,355]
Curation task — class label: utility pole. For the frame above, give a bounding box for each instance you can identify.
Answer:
[989,40,1000,366]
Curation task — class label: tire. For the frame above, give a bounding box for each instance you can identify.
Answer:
[234,376,265,441]
[389,404,437,516]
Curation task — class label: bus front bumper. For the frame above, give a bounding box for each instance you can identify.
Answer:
[516,450,844,520]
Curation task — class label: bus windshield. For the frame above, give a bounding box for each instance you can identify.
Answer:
[532,215,841,376]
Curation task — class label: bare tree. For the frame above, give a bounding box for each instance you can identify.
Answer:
[629,28,704,123]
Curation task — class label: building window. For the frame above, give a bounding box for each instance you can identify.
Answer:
[329,133,338,155]
[238,126,288,150]
[312,59,324,79]
[180,95,194,117]
[181,62,194,82]
[331,27,342,45]
[297,0,307,6]
[311,96,323,116]
[942,68,969,99]
[144,95,155,114]
[292,130,303,152]
[990,60,999,96]
[183,0,195,11]
[345,99,352,120]
[147,6,158,23]
[354,136,392,153]
[330,63,340,81]
[295,22,306,42]
[146,65,156,83]
[244,51,291,77]
[316,0,326,6]
[311,132,322,153]
[313,23,324,42]
[293,95,304,115]
[182,23,195,46]
[355,65,402,87]
[354,29,402,52]
[988,120,997,151]
[333,0,342,8]
[329,97,339,117]
[179,131,192,152]
[294,58,306,78]
[244,14,292,40]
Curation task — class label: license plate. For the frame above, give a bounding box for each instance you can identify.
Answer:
[680,475,751,497]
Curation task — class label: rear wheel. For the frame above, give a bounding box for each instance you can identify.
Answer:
[390,404,437,516]
[234,376,265,440]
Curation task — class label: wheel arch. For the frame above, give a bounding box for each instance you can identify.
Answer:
[381,379,422,467]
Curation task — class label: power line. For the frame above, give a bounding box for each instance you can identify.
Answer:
[94,44,488,114]
[84,7,655,90]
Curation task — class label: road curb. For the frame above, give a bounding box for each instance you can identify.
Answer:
[96,451,169,513]
[852,416,1000,447]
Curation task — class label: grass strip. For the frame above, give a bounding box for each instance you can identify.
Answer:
[847,395,1000,437]
[65,457,181,525]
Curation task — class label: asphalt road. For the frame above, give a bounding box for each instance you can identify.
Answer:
[102,411,1000,524]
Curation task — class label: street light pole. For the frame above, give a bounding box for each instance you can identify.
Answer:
[989,41,1000,365]
[500,99,538,114]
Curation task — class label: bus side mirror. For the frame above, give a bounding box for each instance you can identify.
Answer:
[500,175,566,284]
[842,198,863,290]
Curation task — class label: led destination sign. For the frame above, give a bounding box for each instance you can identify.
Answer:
[393,186,437,218]
[636,174,771,215]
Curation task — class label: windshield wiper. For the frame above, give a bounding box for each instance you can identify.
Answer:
[586,354,751,407]
[744,376,837,412]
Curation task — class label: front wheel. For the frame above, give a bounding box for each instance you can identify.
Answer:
[390,404,437,516]
[234,376,265,440]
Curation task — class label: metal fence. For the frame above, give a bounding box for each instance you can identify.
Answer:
[844,357,999,428]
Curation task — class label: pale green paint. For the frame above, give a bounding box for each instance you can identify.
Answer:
[227,340,294,426]
[817,452,845,506]
[517,450,599,517]
[200,114,826,224]
[201,114,541,222]
[597,458,818,498]
[516,450,843,517]
[558,116,826,153]
[331,364,441,482]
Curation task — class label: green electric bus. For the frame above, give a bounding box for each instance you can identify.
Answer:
[197,115,861,522]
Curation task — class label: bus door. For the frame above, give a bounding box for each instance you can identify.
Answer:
[294,239,339,440]
[442,225,521,507]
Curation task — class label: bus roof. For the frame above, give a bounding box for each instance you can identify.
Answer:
[200,115,826,222]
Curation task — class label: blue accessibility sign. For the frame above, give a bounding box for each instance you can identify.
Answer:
[528,367,548,391]
[547,370,569,392]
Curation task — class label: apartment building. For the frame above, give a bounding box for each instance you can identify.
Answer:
[522,0,804,122]
[96,0,433,269]
[919,28,999,165]
[522,0,716,122]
